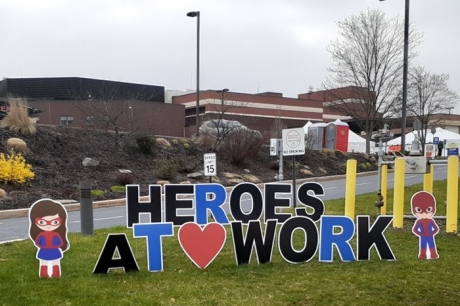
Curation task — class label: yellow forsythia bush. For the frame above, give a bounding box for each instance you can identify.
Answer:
[0,152,35,184]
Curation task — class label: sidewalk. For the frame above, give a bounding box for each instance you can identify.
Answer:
[0,170,383,220]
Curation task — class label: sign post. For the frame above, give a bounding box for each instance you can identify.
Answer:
[204,153,217,184]
[282,128,305,208]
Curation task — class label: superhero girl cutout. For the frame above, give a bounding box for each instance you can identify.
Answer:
[29,199,70,278]
[411,191,439,260]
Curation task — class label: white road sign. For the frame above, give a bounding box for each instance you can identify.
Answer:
[204,153,217,176]
[282,128,305,156]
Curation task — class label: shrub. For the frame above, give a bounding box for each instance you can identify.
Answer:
[220,129,264,166]
[6,138,29,154]
[0,152,35,184]
[183,143,190,149]
[156,159,178,180]
[181,138,188,145]
[360,163,368,170]
[269,160,279,170]
[91,190,104,198]
[110,185,126,193]
[0,98,36,135]
[136,136,155,154]
[116,172,134,185]
[171,139,179,145]
[321,148,335,156]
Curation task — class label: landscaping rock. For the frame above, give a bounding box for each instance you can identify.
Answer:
[156,180,170,186]
[156,138,171,148]
[82,157,99,167]
[187,172,204,179]
[241,174,261,183]
[300,168,313,176]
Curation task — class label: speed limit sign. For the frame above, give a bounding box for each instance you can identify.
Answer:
[204,153,217,176]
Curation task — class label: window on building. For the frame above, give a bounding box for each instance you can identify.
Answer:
[60,115,74,126]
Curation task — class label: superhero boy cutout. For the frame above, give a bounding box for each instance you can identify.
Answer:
[29,199,70,278]
[411,191,439,260]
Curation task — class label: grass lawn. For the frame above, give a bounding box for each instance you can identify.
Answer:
[0,180,459,306]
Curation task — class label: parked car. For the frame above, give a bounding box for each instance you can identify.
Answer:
[199,119,261,138]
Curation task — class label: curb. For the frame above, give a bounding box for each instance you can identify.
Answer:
[0,170,384,220]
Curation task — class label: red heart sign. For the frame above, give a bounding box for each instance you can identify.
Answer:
[178,222,226,269]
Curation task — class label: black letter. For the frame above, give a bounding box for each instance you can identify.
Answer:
[165,184,194,226]
[264,184,292,224]
[127,185,162,227]
[229,183,263,224]
[231,220,277,265]
[296,182,325,222]
[357,216,396,260]
[93,234,139,274]
[278,216,318,263]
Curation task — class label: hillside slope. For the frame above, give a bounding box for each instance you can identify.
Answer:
[0,125,378,210]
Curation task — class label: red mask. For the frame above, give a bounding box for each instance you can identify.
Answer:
[411,191,436,215]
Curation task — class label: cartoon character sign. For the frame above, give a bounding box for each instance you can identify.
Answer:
[411,191,439,260]
[28,199,70,278]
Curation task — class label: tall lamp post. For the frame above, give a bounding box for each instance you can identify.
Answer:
[216,88,229,120]
[380,0,410,154]
[187,11,201,134]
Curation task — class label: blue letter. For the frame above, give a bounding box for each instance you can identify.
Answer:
[319,216,355,262]
[195,184,229,225]
[133,223,174,272]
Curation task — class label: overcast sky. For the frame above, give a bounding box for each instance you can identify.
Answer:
[1,0,459,112]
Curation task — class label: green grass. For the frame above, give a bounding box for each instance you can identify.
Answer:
[0,180,459,305]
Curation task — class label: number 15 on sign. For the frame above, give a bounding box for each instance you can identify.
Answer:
[204,153,217,176]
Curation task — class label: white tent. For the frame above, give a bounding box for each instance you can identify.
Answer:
[386,127,460,145]
[303,121,312,133]
[348,130,377,153]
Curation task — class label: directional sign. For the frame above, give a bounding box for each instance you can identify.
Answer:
[203,153,217,176]
[433,137,439,145]
[282,128,305,156]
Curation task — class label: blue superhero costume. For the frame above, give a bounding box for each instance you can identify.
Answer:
[413,218,438,249]
[35,231,63,260]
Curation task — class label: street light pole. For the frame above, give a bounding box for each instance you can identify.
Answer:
[216,88,229,121]
[187,11,200,134]
[380,0,410,154]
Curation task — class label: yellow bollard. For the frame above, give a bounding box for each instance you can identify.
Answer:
[381,164,388,215]
[393,158,405,228]
[446,156,458,234]
[423,164,434,193]
[345,159,357,219]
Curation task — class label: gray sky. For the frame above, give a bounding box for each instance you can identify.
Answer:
[1,0,459,112]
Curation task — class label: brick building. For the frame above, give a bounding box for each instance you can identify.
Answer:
[0,77,186,137]
[172,86,372,137]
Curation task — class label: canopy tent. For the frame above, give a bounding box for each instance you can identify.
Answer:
[386,127,460,146]
[303,121,313,133]
[347,130,377,153]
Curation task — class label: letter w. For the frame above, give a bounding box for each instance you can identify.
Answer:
[231,220,277,265]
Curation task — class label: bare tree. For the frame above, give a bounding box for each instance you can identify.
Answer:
[405,67,459,151]
[322,8,422,153]
[199,96,252,151]
[69,82,163,154]
[269,105,286,139]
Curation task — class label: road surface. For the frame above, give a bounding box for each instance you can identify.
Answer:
[0,164,454,243]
